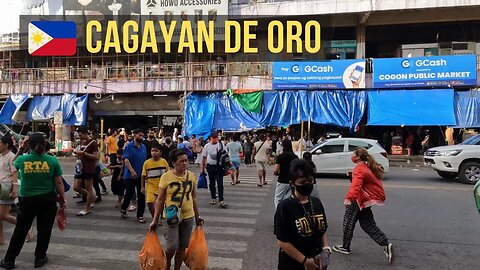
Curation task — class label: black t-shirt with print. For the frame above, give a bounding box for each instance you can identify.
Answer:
[274,196,328,270]
[275,152,298,184]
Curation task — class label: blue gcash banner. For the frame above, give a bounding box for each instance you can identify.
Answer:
[272,60,366,89]
[373,55,477,88]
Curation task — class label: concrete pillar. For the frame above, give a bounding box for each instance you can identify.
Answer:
[356,24,366,59]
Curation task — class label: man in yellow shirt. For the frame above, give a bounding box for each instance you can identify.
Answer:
[106,130,119,163]
[141,143,169,219]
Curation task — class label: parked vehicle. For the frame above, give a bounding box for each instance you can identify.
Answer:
[304,138,390,175]
[424,134,480,184]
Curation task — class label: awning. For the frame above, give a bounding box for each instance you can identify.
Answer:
[454,91,480,128]
[367,89,456,126]
[0,94,29,124]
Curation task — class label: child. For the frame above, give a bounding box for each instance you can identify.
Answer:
[141,142,169,220]
[109,149,125,208]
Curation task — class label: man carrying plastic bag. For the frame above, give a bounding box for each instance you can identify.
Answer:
[184,226,208,270]
[149,149,204,270]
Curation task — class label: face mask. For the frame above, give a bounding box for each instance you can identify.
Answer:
[295,183,314,196]
[165,139,172,144]
[351,155,359,164]
[135,137,143,143]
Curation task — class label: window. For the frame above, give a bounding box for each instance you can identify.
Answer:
[348,140,373,151]
[319,141,345,153]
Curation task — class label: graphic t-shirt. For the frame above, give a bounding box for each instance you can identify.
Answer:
[274,196,328,270]
[14,154,62,197]
[142,158,170,193]
[159,170,198,219]
[275,152,299,184]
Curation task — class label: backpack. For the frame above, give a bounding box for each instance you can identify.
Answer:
[217,143,231,175]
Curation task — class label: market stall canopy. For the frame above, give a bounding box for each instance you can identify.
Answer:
[367,89,456,126]
[453,91,480,128]
[184,90,367,137]
[0,94,29,125]
[25,94,88,126]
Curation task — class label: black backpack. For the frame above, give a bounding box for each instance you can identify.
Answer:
[217,143,231,174]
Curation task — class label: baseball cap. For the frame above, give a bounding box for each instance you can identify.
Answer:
[211,132,219,138]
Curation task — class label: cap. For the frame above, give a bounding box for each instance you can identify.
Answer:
[211,132,219,138]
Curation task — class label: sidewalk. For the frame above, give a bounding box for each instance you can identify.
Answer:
[388,155,424,168]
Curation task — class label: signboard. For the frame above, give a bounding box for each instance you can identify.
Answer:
[272,60,366,89]
[140,0,228,41]
[324,40,356,48]
[373,55,477,88]
[53,111,63,125]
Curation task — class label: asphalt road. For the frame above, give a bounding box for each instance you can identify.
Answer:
[0,159,478,270]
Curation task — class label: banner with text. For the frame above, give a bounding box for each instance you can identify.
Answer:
[272,60,366,90]
[373,55,477,88]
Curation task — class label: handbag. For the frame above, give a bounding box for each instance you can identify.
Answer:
[165,172,189,226]
[0,181,12,200]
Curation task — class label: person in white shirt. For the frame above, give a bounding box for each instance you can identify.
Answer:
[201,132,228,208]
[252,134,270,187]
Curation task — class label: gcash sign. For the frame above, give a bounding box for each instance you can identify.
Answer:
[373,55,477,88]
[273,60,366,89]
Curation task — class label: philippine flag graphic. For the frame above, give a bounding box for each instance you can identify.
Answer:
[28,21,76,56]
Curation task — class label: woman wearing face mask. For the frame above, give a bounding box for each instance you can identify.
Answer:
[333,147,394,264]
[274,159,330,270]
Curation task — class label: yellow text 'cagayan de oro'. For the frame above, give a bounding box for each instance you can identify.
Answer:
[86,20,321,54]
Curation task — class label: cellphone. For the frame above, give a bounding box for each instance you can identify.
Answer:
[349,65,364,83]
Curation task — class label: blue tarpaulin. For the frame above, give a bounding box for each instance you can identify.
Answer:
[26,94,88,125]
[185,91,367,136]
[308,91,367,128]
[454,91,480,128]
[0,94,29,124]
[64,95,88,126]
[184,94,216,138]
[367,89,456,126]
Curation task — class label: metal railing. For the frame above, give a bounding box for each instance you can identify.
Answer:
[0,62,272,82]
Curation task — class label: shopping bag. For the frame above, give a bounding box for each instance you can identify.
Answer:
[474,180,480,214]
[139,231,167,270]
[185,226,208,270]
[197,173,208,189]
[56,208,66,231]
[62,177,71,193]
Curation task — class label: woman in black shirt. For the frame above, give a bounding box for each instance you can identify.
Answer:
[274,159,331,270]
[273,139,298,209]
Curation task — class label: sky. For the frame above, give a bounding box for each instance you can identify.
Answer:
[0,0,64,35]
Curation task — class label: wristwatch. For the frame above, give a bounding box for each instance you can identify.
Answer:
[302,256,308,265]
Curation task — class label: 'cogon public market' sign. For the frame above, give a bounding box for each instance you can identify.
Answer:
[372,55,477,88]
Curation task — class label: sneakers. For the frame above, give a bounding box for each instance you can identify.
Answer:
[34,256,48,268]
[384,243,394,264]
[333,244,351,255]
[0,259,15,269]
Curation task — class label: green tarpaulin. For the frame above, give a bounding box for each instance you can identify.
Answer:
[226,89,263,113]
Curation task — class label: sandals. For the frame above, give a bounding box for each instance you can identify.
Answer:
[76,210,92,216]
[257,184,263,187]
[219,201,228,208]
[263,181,268,185]
[127,205,136,211]
[138,217,146,223]
[230,182,235,186]
[235,180,241,184]
[210,200,217,205]
[121,210,128,219]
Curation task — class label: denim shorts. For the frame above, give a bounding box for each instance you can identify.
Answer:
[230,157,241,169]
